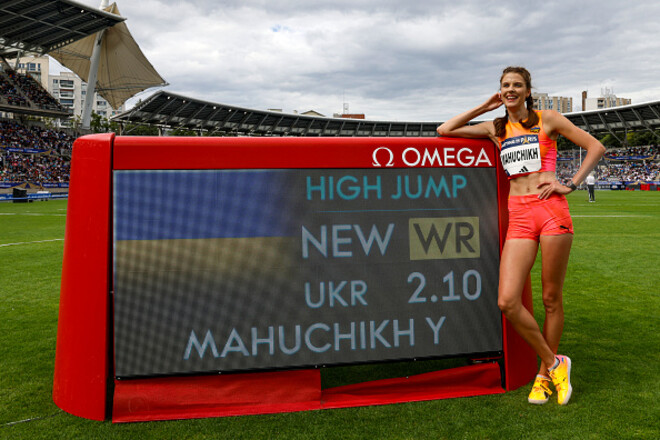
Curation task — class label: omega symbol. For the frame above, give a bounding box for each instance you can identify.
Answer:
[372,147,395,167]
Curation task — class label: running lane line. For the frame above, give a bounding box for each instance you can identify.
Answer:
[0,213,66,216]
[0,238,64,247]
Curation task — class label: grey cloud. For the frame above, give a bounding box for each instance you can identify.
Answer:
[72,0,660,121]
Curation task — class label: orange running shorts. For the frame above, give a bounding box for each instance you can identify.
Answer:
[507,193,574,241]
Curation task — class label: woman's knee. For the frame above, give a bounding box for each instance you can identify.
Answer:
[498,294,521,317]
[541,288,564,314]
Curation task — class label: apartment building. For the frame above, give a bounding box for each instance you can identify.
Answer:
[49,71,124,120]
[582,89,631,111]
[532,93,573,113]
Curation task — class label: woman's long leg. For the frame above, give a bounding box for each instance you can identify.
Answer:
[537,233,573,375]
[498,239,556,367]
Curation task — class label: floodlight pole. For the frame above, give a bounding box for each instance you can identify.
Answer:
[81,0,109,130]
[13,51,23,70]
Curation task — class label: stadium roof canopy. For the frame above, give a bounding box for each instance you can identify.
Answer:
[566,102,660,142]
[112,91,442,137]
[113,90,660,141]
[0,0,124,58]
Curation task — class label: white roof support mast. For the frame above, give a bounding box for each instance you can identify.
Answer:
[81,0,109,130]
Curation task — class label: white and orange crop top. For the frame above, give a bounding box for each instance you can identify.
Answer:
[497,110,557,178]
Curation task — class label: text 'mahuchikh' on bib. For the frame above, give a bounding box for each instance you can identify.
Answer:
[500,134,541,176]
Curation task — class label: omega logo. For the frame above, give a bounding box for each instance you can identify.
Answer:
[372,146,492,168]
[372,147,395,167]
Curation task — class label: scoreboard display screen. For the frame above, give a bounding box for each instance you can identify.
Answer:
[113,166,502,377]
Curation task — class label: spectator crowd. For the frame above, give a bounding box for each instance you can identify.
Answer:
[0,71,28,107]
[597,161,659,183]
[1,68,66,112]
[0,120,74,183]
[556,144,659,184]
[604,145,658,159]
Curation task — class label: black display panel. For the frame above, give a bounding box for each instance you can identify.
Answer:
[113,168,502,377]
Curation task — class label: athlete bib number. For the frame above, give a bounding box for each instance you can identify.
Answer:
[500,135,541,176]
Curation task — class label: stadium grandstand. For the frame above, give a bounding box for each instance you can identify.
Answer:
[1,1,659,202]
[0,0,125,200]
[0,63,70,117]
[0,0,163,200]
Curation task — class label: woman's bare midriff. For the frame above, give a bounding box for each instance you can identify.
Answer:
[508,171,557,196]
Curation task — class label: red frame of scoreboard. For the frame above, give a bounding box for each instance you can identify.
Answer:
[53,134,536,422]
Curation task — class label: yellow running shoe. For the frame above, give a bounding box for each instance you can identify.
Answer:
[548,355,573,405]
[528,375,553,404]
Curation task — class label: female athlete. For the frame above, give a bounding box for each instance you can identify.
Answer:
[437,66,605,405]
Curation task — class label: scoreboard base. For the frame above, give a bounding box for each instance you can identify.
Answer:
[112,363,502,422]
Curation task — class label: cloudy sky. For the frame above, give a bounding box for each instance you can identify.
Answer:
[65,0,660,122]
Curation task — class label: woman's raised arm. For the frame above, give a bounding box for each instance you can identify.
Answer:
[436,92,502,139]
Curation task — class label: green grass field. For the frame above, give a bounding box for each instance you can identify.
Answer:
[1,191,658,439]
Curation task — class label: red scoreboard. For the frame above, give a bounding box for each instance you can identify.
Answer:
[53,134,536,422]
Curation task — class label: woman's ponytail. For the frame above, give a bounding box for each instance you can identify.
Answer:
[522,95,539,128]
[494,112,508,139]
